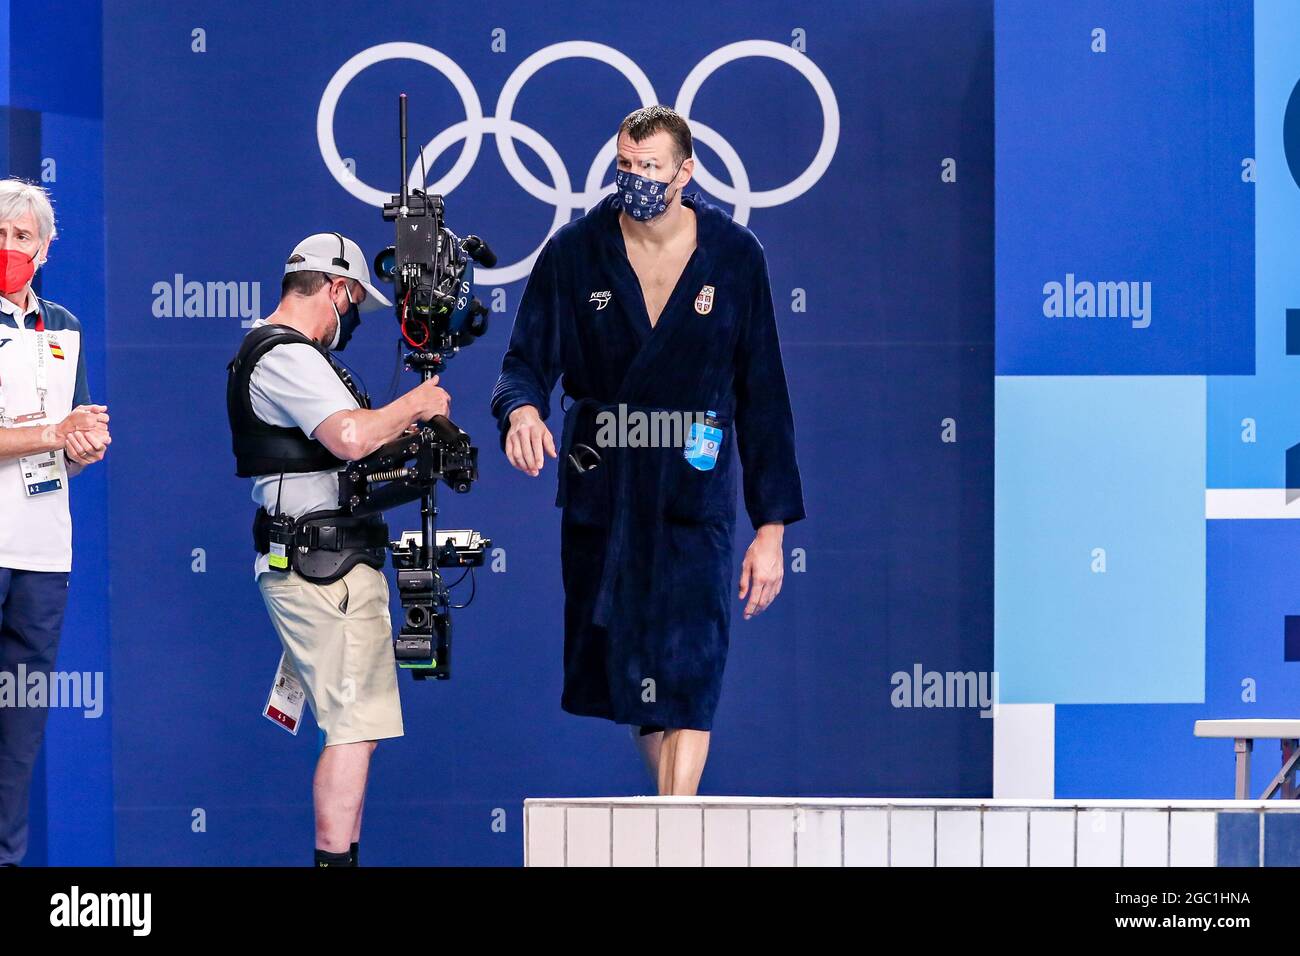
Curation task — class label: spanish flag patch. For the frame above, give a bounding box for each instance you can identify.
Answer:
[48,337,64,360]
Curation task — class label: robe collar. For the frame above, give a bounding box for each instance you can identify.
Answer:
[595,191,718,397]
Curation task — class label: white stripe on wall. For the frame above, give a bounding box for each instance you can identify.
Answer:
[993,703,1055,798]
[1205,488,1300,519]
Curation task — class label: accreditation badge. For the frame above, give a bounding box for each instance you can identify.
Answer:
[264,651,306,735]
[15,413,65,497]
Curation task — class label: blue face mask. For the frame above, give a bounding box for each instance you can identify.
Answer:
[615,159,684,221]
[328,283,361,351]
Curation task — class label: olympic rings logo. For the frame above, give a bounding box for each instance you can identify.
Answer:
[318,40,840,285]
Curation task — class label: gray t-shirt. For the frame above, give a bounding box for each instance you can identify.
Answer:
[245,318,360,578]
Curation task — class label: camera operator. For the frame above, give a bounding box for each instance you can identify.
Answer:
[226,233,450,867]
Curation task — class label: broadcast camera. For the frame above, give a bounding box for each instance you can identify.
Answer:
[338,93,494,681]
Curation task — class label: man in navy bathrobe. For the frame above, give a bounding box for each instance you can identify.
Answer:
[491,105,805,795]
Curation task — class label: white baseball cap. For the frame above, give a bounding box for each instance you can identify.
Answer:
[283,232,392,313]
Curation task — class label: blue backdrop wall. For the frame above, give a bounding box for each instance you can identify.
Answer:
[994,0,1264,798]
[1,0,113,867]
[17,0,995,865]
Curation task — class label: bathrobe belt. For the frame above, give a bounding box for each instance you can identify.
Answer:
[558,395,688,630]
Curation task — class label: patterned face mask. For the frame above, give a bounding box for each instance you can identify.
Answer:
[615,159,684,221]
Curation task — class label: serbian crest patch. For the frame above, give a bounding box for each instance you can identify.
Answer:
[694,285,715,315]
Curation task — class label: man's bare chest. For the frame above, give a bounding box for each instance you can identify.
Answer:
[626,244,695,328]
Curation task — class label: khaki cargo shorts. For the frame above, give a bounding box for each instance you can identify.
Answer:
[258,562,404,746]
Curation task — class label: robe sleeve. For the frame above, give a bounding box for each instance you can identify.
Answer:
[489,238,563,449]
[733,239,807,530]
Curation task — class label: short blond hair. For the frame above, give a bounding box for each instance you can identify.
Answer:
[619,105,693,165]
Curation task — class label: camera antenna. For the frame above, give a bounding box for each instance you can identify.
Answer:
[399,93,409,211]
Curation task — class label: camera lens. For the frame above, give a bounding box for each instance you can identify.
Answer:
[373,246,397,282]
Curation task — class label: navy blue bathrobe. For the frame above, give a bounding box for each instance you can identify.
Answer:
[491,190,805,731]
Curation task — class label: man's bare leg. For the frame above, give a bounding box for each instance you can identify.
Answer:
[656,729,710,795]
[352,786,367,844]
[314,739,376,854]
[630,726,664,787]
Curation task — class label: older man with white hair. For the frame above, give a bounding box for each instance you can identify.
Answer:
[0,177,110,866]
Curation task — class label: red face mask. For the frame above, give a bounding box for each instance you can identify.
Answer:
[0,248,37,295]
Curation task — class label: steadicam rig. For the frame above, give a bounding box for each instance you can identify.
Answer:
[339,415,478,515]
[372,93,495,374]
[338,93,493,681]
[336,417,490,682]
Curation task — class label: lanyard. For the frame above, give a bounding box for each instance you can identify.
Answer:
[0,304,47,423]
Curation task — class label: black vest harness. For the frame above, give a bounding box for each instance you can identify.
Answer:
[226,323,369,478]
